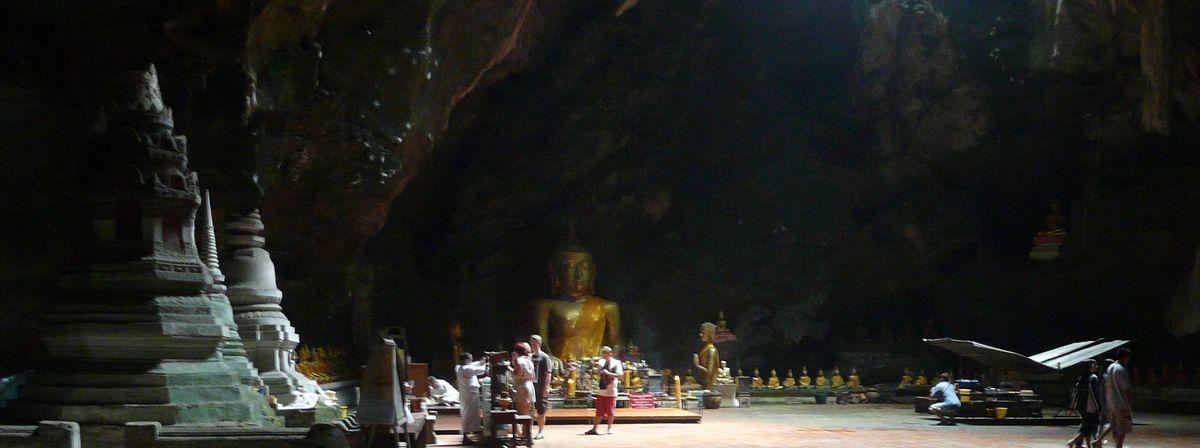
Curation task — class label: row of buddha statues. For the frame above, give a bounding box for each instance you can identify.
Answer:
[295,345,354,383]
[749,367,862,389]
[549,359,650,395]
[1130,364,1200,388]
[894,364,1200,389]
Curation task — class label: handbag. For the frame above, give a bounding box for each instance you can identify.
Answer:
[597,360,612,390]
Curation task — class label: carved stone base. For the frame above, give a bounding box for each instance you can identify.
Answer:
[9,361,274,426]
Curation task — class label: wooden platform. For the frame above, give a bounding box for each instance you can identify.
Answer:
[545,408,701,424]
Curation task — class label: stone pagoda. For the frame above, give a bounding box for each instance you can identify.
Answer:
[11,65,272,427]
[224,210,321,407]
[199,191,264,389]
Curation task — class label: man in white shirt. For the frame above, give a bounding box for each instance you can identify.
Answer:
[585,346,622,435]
[455,353,488,442]
[427,376,460,406]
[1098,349,1133,448]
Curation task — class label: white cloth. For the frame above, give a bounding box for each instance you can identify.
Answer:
[1105,361,1133,416]
[456,361,487,434]
[594,358,623,397]
[429,378,460,405]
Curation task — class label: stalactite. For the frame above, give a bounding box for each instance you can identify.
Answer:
[1140,0,1170,134]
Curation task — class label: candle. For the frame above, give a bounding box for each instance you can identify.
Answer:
[674,375,682,409]
[567,368,577,397]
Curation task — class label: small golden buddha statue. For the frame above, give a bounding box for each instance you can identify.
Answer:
[831,366,845,388]
[717,311,728,332]
[751,369,765,388]
[914,370,928,386]
[630,373,643,389]
[693,322,721,389]
[815,369,828,387]
[768,369,782,389]
[783,369,796,388]
[534,230,622,361]
[847,367,861,387]
[566,368,577,396]
[899,368,914,387]
[799,367,812,387]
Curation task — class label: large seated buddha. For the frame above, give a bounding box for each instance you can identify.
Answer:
[535,235,622,361]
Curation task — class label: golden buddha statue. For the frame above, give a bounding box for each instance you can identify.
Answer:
[693,322,721,389]
[768,369,782,389]
[783,369,796,388]
[751,369,765,388]
[831,366,845,388]
[815,369,828,387]
[534,232,621,361]
[799,367,812,387]
[717,311,728,332]
[566,368,577,397]
[899,368,914,387]
[847,367,861,387]
[914,370,928,386]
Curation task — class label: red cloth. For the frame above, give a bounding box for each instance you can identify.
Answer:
[594,395,617,418]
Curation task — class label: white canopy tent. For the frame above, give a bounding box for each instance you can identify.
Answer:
[924,338,1130,373]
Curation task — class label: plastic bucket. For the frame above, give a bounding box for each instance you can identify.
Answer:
[994,407,1008,420]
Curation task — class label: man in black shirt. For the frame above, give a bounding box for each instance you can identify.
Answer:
[530,335,552,439]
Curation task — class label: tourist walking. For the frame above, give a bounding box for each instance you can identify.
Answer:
[1096,349,1133,448]
[929,372,960,426]
[585,346,623,435]
[1066,359,1103,448]
[529,335,552,439]
[512,342,536,439]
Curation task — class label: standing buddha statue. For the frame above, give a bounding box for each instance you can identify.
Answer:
[534,229,622,361]
[692,322,721,389]
[799,367,812,387]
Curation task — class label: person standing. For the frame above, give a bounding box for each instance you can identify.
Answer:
[1066,360,1103,448]
[512,342,536,439]
[928,372,960,426]
[529,335,552,440]
[455,353,487,443]
[1097,349,1133,448]
[585,346,622,435]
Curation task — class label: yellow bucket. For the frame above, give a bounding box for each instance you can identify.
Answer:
[994,407,1008,420]
[959,391,971,402]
